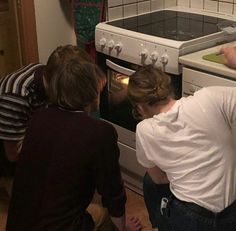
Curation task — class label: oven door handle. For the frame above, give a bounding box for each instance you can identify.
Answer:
[106,59,135,76]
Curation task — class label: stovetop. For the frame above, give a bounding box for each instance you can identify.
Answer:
[95,9,236,74]
[107,10,236,41]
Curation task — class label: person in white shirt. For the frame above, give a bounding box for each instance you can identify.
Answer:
[127,65,236,231]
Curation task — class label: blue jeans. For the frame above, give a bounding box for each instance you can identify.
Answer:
[168,198,236,231]
[143,172,172,231]
[143,172,236,231]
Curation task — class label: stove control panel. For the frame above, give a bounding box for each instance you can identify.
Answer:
[139,49,148,60]
[150,51,159,62]
[160,53,169,65]
[95,28,180,75]
[114,42,123,52]
[99,38,106,47]
[108,39,115,49]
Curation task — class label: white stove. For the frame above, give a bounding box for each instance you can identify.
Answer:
[95,7,236,75]
[95,8,236,194]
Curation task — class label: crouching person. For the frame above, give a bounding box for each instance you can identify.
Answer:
[127,65,236,231]
[6,45,142,231]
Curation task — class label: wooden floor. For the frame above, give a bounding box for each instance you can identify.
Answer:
[125,188,152,231]
[0,184,152,231]
[0,188,8,231]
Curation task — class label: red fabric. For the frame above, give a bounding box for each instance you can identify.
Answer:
[85,43,96,60]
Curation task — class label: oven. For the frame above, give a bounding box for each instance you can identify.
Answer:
[97,52,182,194]
[95,8,236,194]
[97,53,145,194]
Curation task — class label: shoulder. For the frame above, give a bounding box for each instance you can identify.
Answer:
[136,119,154,137]
[92,118,118,139]
[21,63,44,71]
[194,86,235,96]
[193,86,236,101]
[6,63,43,78]
[0,63,44,95]
[20,63,45,80]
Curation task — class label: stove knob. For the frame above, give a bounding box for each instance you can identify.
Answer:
[150,51,159,62]
[160,53,169,64]
[108,40,115,49]
[99,38,106,47]
[114,42,123,52]
[140,49,148,59]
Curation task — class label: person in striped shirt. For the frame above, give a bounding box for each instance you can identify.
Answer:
[0,63,46,177]
[0,45,94,178]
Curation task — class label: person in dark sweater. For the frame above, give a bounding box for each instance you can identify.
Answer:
[6,45,142,231]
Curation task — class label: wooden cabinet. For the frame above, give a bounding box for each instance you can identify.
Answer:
[0,11,9,78]
[0,0,38,78]
[0,1,21,78]
[0,0,8,12]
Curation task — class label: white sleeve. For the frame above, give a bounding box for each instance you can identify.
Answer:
[136,123,156,168]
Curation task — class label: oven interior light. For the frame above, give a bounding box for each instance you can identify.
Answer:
[120,77,129,85]
[116,74,129,85]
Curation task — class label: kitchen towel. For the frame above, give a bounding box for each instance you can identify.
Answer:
[72,0,106,59]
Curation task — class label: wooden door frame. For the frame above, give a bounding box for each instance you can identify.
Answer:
[17,0,39,64]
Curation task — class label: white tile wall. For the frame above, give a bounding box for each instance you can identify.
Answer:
[151,0,164,10]
[178,0,190,7]
[219,2,233,14]
[124,3,137,17]
[204,0,218,11]
[108,6,123,20]
[124,0,136,4]
[108,0,122,7]
[138,1,151,14]
[107,0,177,20]
[189,0,236,14]
[191,0,204,9]
[107,0,236,20]
[165,0,177,8]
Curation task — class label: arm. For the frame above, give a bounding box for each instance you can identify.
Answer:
[136,124,169,184]
[0,94,29,162]
[146,166,169,184]
[95,123,141,231]
[3,140,23,162]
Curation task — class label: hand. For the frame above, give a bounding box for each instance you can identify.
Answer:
[220,46,236,69]
[125,216,142,231]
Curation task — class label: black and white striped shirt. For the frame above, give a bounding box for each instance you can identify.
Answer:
[0,63,46,141]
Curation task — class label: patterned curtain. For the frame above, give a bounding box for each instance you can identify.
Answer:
[71,0,106,59]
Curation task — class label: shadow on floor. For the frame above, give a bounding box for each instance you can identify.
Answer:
[0,187,152,231]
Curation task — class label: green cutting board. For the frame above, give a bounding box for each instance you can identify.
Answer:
[202,52,225,64]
